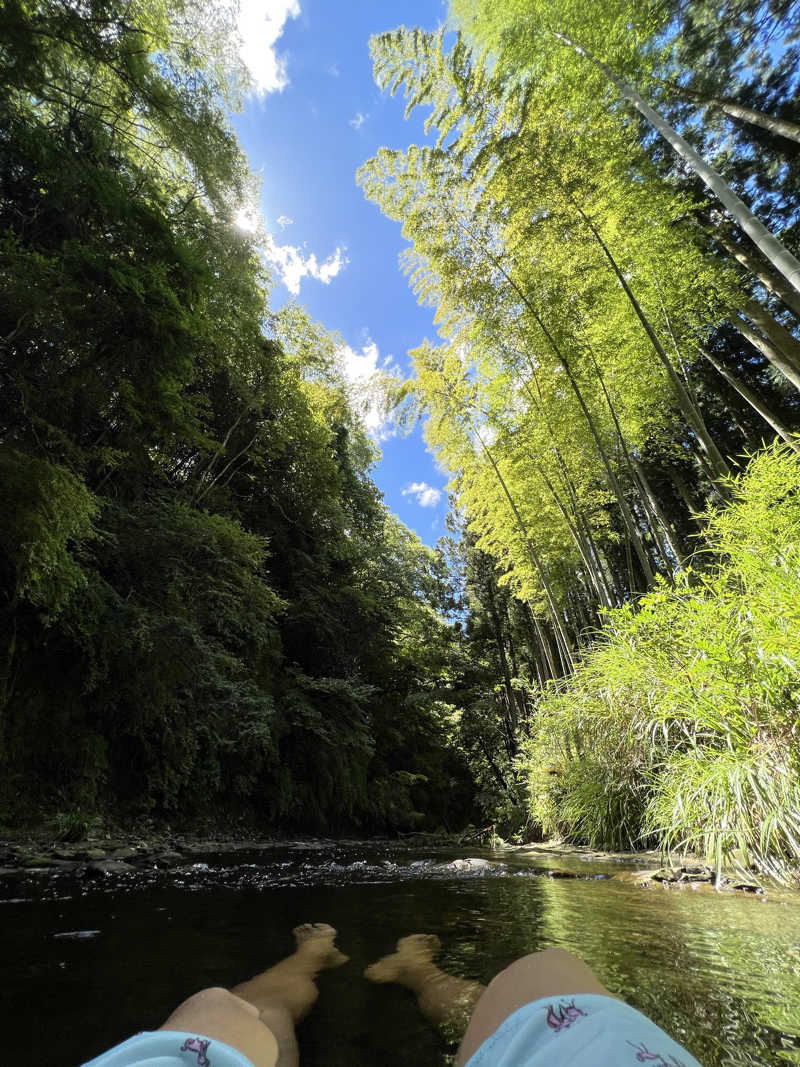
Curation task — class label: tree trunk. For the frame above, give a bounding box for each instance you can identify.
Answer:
[717,231,800,320]
[485,575,520,746]
[584,339,682,573]
[553,32,800,297]
[520,373,618,610]
[672,85,800,144]
[569,200,732,485]
[630,456,689,567]
[734,316,800,392]
[507,288,656,586]
[698,346,800,453]
[555,461,623,606]
[529,608,557,680]
[503,606,532,729]
[474,427,575,671]
[457,214,661,580]
[536,458,615,608]
[478,737,510,795]
[669,467,709,541]
[741,297,800,372]
[549,341,655,587]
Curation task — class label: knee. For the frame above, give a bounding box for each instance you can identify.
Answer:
[186,987,234,1006]
[179,987,250,1016]
[487,948,580,989]
[531,947,580,966]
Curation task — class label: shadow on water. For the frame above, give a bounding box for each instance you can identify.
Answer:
[2,844,800,1066]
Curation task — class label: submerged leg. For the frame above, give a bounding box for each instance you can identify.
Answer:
[365,933,485,1043]
[160,923,348,1067]
[232,923,349,1023]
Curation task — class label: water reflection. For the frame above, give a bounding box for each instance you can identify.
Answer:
[1,845,798,1066]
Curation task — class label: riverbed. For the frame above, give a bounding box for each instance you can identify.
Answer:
[2,842,799,1066]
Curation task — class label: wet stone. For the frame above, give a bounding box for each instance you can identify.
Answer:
[152,851,185,868]
[449,857,491,871]
[108,847,137,861]
[722,880,765,894]
[680,866,714,882]
[650,868,680,882]
[645,866,716,885]
[84,859,135,878]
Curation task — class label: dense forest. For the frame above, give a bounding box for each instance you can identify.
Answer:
[2,0,800,880]
[0,0,478,833]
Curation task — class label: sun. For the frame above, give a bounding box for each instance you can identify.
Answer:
[233,207,260,233]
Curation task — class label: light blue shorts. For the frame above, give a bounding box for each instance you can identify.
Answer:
[465,993,703,1066]
[81,1030,254,1067]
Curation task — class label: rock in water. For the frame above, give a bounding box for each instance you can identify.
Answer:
[83,859,135,878]
[450,857,491,871]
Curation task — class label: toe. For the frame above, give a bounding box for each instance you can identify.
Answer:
[293,922,338,943]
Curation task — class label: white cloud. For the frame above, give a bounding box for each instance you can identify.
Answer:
[238,0,301,95]
[338,340,379,386]
[349,111,368,130]
[276,214,294,229]
[263,234,348,294]
[402,482,443,508]
[328,62,340,77]
[316,246,347,283]
[336,339,394,440]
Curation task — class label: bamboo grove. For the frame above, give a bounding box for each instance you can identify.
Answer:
[359,0,800,876]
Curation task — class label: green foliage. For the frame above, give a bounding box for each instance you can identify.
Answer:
[365,771,429,832]
[0,450,98,616]
[0,0,480,830]
[53,809,103,843]
[359,3,800,850]
[523,445,800,877]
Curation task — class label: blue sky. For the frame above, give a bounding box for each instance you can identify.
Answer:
[228,0,452,546]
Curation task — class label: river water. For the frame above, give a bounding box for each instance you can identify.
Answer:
[2,843,800,1066]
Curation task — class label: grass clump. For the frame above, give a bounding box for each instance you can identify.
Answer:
[53,809,103,843]
[522,444,800,881]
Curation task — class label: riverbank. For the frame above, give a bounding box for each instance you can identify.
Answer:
[0,831,771,894]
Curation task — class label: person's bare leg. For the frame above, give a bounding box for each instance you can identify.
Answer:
[159,987,279,1067]
[364,934,485,1043]
[456,947,614,1065]
[160,923,348,1067]
[232,923,348,1022]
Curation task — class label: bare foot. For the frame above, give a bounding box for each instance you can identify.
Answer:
[293,922,337,943]
[365,934,441,981]
[293,923,349,967]
[397,933,441,957]
[231,922,349,1034]
[365,933,484,1041]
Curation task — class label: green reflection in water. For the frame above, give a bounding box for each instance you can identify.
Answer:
[471,874,800,1066]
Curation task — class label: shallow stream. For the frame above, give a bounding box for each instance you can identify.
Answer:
[2,843,800,1066]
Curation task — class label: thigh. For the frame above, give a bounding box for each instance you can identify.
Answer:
[456,948,613,1066]
[159,987,280,1067]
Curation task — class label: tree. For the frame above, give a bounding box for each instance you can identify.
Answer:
[452,0,800,295]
